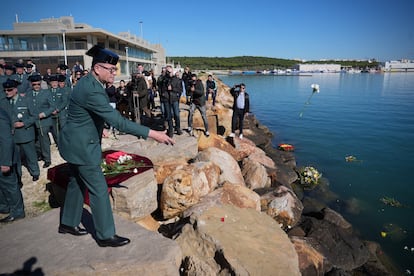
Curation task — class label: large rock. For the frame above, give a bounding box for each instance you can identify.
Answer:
[0,208,181,275]
[108,133,198,164]
[257,185,304,228]
[299,214,370,271]
[111,169,158,221]
[241,157,271,190]
[183,182,261,217]
[177,204,301,276]
[160,161,220,219]
[197,132,239,160]
[290,236,326,275]
[195,147,244,185]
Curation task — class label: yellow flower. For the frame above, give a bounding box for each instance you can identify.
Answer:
[380,231,387,238]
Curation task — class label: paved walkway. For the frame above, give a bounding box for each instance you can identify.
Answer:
[0,208,181,275]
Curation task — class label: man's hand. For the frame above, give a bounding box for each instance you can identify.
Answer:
[148,130,175,145]
[1,166,11,173]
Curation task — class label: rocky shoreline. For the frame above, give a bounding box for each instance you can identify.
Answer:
[1,76,397,275]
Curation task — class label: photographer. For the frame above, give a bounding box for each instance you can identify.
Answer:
[229,83,250,139]
[187,73,209,137]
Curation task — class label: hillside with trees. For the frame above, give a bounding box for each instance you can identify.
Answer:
[167,56,379,71]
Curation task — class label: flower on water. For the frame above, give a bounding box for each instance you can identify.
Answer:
[380,231,387,238]
[298,166,322,189]
[311,83,320,93]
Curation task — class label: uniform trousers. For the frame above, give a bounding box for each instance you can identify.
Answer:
[0,165,25,217]
[61,164,115,240]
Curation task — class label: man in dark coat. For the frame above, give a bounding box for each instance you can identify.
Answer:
[58,45,174,247]
[229,83,250,139]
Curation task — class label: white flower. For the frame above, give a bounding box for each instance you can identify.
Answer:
[17,113,23,119]
[133,168,138,173]
[311,83,320,93]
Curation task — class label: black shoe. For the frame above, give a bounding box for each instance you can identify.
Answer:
[96,235,130,247]
[32,175,39,181]
[43,162,51,168]
[58,224,88,236]
[0,215,24,223]
[176,129,183,135]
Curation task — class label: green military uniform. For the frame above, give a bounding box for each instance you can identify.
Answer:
[59,71,151,240]
[49,75,70,146]
[9,94,39,179]
[0,105,25,221]
[26,75,55,166]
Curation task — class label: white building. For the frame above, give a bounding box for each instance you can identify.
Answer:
[0,16,166,76]
[384,60,414,72]
[293,63,341,73]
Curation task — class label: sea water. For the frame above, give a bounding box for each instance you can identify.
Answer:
[219,73,414,272]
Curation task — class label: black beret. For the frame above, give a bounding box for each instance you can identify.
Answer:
[58,64,68,70]
[49,75,59,82]
[86,45,119,65]
[2,78,20,88]
[57,74,66,82]
[28,74,42,82]
[4,64,14,70]
[0,64,3,69]
[15,63,25,68]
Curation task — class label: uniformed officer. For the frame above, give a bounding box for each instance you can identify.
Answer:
[0,105,25,223]
[26,74,55,168]
[57,74,71,127]
[58,45,174,247]
[1,79,40,181]
[12,63,30,94]
[49,75,70,146]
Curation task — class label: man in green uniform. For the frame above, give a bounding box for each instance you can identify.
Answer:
[1,79,39,181]
[57,74,71,128]
[58,45,174,247]
[0,101,25,223]
[26,74,54,168]
[49,74,70,147]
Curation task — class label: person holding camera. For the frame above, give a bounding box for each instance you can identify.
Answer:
[187,73,209,137]
[229,83,250,139]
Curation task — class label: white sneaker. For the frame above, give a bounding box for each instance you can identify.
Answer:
[229,133,235,138]
[239,134,243,139]
[205,131,210,137]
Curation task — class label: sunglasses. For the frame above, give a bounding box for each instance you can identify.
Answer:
[4,88,14,92]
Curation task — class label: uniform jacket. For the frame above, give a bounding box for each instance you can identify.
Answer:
[0,106,18,166]
[59,73,150,166]
[0,95,36,144]
[25,89,55,128]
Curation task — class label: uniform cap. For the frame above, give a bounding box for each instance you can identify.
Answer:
[14,63,25,68]
[28,74,42,82]
[2,78,20,88]
[49,74,59,82]
[86,45,119,66]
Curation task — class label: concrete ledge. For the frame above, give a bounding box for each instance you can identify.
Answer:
[0,208,181,275]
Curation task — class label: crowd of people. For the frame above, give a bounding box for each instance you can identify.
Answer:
[0,46,250,247]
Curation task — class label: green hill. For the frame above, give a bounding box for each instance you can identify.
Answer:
[167,56,379,71]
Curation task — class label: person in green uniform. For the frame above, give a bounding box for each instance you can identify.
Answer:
[1,79,40,182]
[26,74,55,168]
[49,74,70,147]
[58,45,175,247]
[56,74,71,128]
[0,103,25,223]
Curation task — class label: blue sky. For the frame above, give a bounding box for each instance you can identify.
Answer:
[1,0,413,61]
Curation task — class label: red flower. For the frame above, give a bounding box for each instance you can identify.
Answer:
[105,151,127,164]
